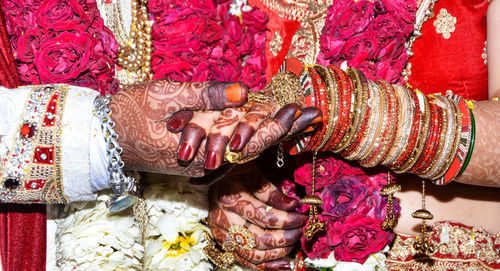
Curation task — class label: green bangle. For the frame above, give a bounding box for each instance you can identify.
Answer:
[457,108,475,177]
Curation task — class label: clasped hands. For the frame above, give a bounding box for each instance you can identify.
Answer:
[109,79,321,178]
[109,79,315,270]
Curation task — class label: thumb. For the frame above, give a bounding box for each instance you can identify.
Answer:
[176,81,248,112]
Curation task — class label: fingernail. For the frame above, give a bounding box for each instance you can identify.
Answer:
[311,116,323,124]
[167,116,183,131]
[225,83,244,103]
[279,263,291,270]
[274,104,300,127]
[205,151,220,170]
[229,134,241,151]
[282,194,298,205]
[178,143,192,161]
[293,109,302,120]
[303,125,316,133]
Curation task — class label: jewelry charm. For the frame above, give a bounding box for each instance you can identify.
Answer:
[277,144,284,168]
[203,232,235,269]
[412,180,435,255]
[301,152,326,239]
[380,172,401,230]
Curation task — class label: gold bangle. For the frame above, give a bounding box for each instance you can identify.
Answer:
[383,84,414,166]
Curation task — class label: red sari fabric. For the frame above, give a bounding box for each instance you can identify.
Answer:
[0,6,47,271]
[408,0,489,101]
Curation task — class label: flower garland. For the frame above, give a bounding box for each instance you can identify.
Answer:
[55,194,143,270]
[56,177,212,270]
[1,0,120,94]
[281,153,400,266]
[148,0,268,90]
[317,0,416,84]
[143,177,212,270]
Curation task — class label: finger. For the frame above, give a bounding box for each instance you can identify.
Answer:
[209,206,302,250]
[228,102,281,152]
[178,111,221,162]
[215,182,307,229]
[242,175,300,211]
[176,81,249,111]
[241,104,300,159]
[205,104,253,170]
[210,227,294,265]
[234,253,292,271]
[166,111,194,132]
[288,107,323,135]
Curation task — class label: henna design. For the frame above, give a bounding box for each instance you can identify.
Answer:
[109,80,246,177]
[236,246,294,264]
[457,100,500,187]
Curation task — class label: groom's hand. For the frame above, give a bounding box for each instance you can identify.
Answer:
[108,79,248,177]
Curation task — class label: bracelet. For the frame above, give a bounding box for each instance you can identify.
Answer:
[383,84,414,166]
[436,96,473,184]
[456,108,475,177]
[94,94,138,213]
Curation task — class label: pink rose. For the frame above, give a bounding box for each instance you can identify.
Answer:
[36,0,87,30]
[329,215,391,263]
[241,6,268,31]
[294,153,342,193]
[318,36,345,62]
[34,31,92,83]
[16,28,48,62]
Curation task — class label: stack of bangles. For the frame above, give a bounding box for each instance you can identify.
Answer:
[255,58,475,185]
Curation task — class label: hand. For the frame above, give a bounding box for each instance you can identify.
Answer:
[108,80,247,177]
[167,98,322,171]
[208,165,307,270]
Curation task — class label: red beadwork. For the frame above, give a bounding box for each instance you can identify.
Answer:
[33,147,54,164]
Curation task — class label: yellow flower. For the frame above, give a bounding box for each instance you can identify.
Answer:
[162,235,196,258]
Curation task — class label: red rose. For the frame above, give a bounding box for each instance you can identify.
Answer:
[294,153,342,193]
[16,8,37,33]
[36,0,87,30]
[327,0,375,40]
[342,32,380,63]
[34,31,92,83]
[301,229,332,259]
[329,215,390,263]
[18,63,40,84]
[16,28,48,62]
[241,6,268,31]
[369,13,407,38]
[377,0,417,25]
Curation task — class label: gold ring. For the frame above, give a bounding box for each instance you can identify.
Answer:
[228,224,256,250]
[224,145,241,163]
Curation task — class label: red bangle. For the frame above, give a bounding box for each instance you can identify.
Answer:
[341,70,371,157]
[390,88,422,169]
[325,66,353,151]
[303,67,328,152]
[410,102,443,174]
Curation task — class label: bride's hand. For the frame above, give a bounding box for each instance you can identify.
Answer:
[108,80,248,177]
[208,166,306,270]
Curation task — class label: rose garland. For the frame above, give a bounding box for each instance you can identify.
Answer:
[148,0,268,90]
[1,0,120,94]
[281,153,400,265]
[317,0,416,84]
